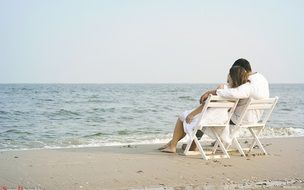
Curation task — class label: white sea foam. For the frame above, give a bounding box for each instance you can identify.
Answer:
[237,127,304,138]
[1,127,304,152]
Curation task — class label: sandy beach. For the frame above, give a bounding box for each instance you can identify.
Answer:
[0,137,304,189]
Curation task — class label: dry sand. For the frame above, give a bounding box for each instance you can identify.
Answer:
[0,137,304,189]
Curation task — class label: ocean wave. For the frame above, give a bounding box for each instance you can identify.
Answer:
[3,129,32,135]
[178,96,196,101]
[280,108,293,111]
[1,128,304,152]
[0,110,9,115]
[93,107,115,112]
[89,95,99,99]
[119,116,134,120]
[117,129,131,135]
[57,109,80,116]
[0,110,10,119]
[88,99,104,103]
[88,99,114,103]
[89,126,297,143]
[40,98,54,102]
[82,132,109,138]
[236,127,304,138]
[59,138,84,146]
[13,110,29,115]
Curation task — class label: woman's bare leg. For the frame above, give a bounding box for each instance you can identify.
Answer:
[160,102,206,153]
[184,102,206,151]
[161,118,185,153]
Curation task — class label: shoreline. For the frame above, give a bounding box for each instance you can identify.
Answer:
[1,137,304,189]
[1,136,304,153]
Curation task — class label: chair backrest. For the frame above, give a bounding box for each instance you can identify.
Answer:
[196,95,239,127]
[237,96,279,127]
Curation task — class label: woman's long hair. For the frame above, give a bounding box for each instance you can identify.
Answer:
[229,66,249,88]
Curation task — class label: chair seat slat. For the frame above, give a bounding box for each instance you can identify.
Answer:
[208,102,236,108]
[247,104,273,110]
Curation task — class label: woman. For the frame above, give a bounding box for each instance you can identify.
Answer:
[159,66,249,153]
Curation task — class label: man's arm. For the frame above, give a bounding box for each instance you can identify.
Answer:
[199,89,216,104]
[199,84,226,104]
[216,83,251,99]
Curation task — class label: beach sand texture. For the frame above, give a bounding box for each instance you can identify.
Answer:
[0,137,304,189]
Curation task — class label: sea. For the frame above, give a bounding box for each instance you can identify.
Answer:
[0,84,303,151]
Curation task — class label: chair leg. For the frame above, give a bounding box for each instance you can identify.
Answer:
[248,127,262,152]
[193,137,208,160]
[233,137,246,157]
[211,128,230,158]
[212,141,219,154]
[248,138,256,153]
[183,138,193,155]
[184,130,197,155]
[249,128,267,155]
[226,143,231,150]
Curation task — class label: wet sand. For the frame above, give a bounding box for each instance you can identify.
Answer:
[0,137,304,189]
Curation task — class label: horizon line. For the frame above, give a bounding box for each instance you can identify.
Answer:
[0,82,303,85]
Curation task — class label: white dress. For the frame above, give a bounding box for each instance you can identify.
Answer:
[179,108,231,144]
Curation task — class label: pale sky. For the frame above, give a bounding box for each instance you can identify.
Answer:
[0,0,303,83]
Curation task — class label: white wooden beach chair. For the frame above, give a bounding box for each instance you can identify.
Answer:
[228,97,279,157]
[183,95,239,160]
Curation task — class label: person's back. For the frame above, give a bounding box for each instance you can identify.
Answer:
[248,72,269,99]
[231,72,269,124]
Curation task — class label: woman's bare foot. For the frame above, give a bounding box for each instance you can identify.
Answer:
[158,141,171,150]
[161,146,176,153]
[157,144,168,150]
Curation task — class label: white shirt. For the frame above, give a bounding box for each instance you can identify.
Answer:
[216,72,269,124]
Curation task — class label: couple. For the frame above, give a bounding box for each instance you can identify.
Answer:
[159,58,269,153]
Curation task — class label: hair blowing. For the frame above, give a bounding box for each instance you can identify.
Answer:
[229,66,249,88]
